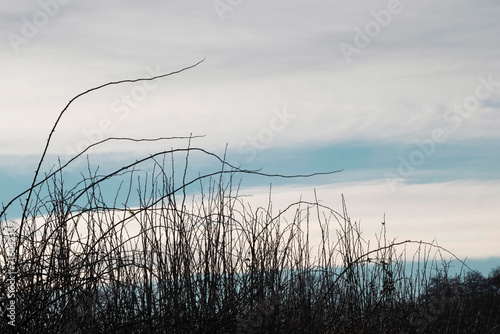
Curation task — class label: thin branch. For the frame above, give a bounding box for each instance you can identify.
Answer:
[16,59,205,267]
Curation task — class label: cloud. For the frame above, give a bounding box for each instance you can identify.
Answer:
[5,176,498,262]
[2,1,500,157]
[1,1,499,262]
[237,179,500,259]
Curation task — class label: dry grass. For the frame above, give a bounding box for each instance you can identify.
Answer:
[1,65,498,333]
[3,146,496,333]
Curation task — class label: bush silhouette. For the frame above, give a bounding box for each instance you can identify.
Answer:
[1,63,499,333]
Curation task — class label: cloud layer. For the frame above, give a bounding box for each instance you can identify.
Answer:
[1,0,499,259]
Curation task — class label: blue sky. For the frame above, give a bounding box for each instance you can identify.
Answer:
[0,0,499,268]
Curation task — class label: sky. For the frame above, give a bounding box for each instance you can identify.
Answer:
[0,0,499,272]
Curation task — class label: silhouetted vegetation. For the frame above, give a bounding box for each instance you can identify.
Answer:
[1,64,499,333]
[409,267,500,333]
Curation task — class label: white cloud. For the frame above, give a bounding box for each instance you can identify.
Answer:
[2,1,500,156]
[1,1,499,265]
[236,179,500,259]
